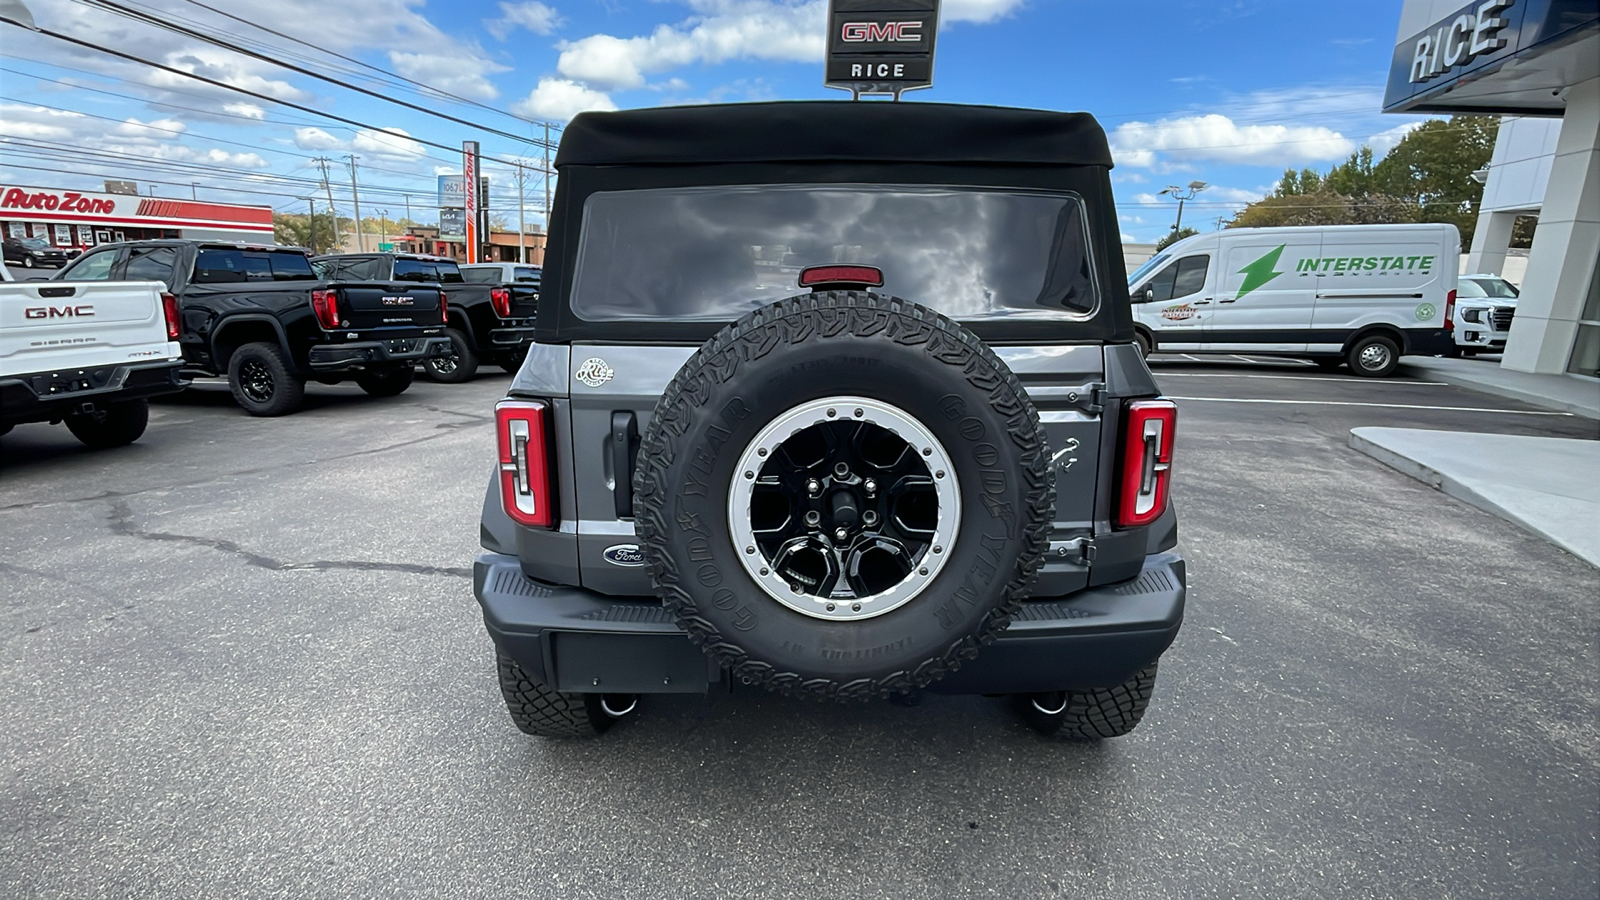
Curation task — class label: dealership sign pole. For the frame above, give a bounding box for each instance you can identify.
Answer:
[825,0,939,99]
[463,140,480,263]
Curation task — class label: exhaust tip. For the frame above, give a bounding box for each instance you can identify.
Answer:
[1029,692,1068,716]
[599,694,638,718]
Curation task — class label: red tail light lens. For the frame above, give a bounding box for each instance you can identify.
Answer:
[490,286,513,317]
[311,289,339,330]
[161,291,179,340]
[1115,399,1177,528]
[440,292,449,324]
[798,265,884,288]
[1444,289,1456,332]
[497,399,555,528]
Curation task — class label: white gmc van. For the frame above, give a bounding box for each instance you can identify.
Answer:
[1127,224,1459,376]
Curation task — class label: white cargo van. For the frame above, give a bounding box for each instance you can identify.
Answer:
[1127,224,1459,376]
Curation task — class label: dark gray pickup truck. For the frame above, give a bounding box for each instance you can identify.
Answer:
[475,102,1185,741]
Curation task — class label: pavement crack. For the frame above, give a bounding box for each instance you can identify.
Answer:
[107,501,471,579]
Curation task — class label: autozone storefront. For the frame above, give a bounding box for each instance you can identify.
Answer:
[0,185,274,251]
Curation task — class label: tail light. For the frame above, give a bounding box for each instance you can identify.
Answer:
[440,292,449,324]
[490,286,513,318]
[1115,399,1177,528]
[311,289,339,330]
[160,291,179,340]
[497,399,555,528]
[799,265,884,289]
[1443,289,1456,332]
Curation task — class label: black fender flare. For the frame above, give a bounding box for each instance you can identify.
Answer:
[210,314,291,370]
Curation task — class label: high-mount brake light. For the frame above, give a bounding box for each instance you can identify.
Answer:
[310,289,339,330]
[490,286,513,317]
[160,292,179,340]
[1115,399,1177,528]
[496,399,555,528]
[798,265,884,289]
[1444,289,1456,332]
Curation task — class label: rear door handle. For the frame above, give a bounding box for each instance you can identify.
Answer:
[1218,298,1237,303]
[610,411,639,518]
[1193,299,1210,305]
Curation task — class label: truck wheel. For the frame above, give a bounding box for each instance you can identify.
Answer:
[64,399,149,448]
[228,341,305,416]
[355,367,414,397]
[21,257,35,268]
[1015,663,1158,740]
[496,650,624,738]
[1134,332,1153,359]
[423,328,478,383]
[634,291,1054,702]
[1347,335,1400,378]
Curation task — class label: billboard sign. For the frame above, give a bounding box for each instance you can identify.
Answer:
[439,207,466,242]
[825,0,939,97]
[437,174,490,210]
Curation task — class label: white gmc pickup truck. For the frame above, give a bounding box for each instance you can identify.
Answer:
[0,261,186,448]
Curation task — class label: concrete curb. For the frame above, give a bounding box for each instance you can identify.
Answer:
[1349,429,1599,568]
[1397,361,1600,420]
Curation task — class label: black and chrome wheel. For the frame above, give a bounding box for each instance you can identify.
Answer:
[423,327,478,383]
[227,341,305,416]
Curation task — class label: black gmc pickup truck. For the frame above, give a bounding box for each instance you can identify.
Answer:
[53,241,451,416]
[312,253,538,382]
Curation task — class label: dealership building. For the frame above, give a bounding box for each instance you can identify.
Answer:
[1385,0,1598,378]
[1,184,274,251]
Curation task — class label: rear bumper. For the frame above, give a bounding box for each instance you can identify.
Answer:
[475,551,1186,695]
[307,336,452,371]
[488,323,538,350]
[1405,328,1455,356]
[0,358,186,426]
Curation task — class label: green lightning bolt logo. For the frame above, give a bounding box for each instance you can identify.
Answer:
[1236,244,1286,300]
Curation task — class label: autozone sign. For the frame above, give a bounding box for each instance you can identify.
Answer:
[826,0,938,95]
[3,188,117,215]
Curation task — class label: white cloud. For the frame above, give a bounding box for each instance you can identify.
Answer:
[114,116,186,137]
[293,127,345,151]
[1111,114,1355,169]
[223,102,266,120]
[0,104,86,140]
[388,52,507,101]
[352,127,427,160]
[487,1,562,39]
[511,79,617,122]
[1368,121,1423,157]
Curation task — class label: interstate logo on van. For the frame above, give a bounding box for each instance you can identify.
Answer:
[1294,255,1436,275]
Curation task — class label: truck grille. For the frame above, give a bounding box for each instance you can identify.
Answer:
[1490,307,1515,332]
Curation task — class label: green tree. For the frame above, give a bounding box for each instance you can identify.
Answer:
[1156,226,1199,251]
[273,210,340,254]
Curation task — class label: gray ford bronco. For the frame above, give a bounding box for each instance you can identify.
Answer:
[474,101,1185,739]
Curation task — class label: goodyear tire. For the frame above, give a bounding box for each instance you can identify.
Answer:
[633,292,1054,702]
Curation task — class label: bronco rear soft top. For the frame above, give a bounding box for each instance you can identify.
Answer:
[554,101,1114,168]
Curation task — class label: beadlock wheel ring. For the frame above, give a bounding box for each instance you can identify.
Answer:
[728,396,960,622]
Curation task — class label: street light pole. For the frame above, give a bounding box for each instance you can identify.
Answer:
[1158,181,1209,236]
[345,154,364,253]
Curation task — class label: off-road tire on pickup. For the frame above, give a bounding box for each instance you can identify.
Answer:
[64,399,149,448]
[355,367,414,397]
[495,650,617,738]
[1015,663,1158,740]
[1347,334,1401,378]
[423,328,478,383]
[634,291,1054,703]
[228,341,305,416]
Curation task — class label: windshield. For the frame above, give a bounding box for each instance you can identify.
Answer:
[18,238,52,250]
[570,184,1098,323]
[1464,276,1519,299]
[1127,253,1169,287]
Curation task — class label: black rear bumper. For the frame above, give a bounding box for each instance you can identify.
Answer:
[0,358,186,426]
[475,551,1185,695]
[306,336,452,371]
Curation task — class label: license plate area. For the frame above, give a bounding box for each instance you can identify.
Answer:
[552,632,713,694]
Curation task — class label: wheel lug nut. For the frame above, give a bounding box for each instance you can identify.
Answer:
[862,510,878,526]
[805,510,822,526]
[807,479,821,494]
[834,527,848,542]
[864,479,877,493]
[833,462,849,478]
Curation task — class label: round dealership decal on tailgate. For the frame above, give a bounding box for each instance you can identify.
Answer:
[575,357,615,387]
[602,544,645,567]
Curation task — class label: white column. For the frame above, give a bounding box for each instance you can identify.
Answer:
[1465,209,1517,274]
[1503,76,1600,373]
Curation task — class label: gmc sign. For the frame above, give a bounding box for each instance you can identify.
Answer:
[24,305,95,319]
[825,0,938,96]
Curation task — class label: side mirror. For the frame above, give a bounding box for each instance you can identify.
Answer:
[1139,285,1155,304]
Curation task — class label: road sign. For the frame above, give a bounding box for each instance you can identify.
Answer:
[825,0,939,98]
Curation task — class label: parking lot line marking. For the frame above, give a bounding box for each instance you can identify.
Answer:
[1159,373,1450,386]
[1165,396,1573,416]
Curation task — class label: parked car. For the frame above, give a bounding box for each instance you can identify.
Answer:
[3,236,78,269]
[1453,273,1519,356]
[461,262,541,371]
[313,253,537,381]
[52,240,452,416]
[474,101,1185,741]
[1127,223,1459,376]
[0,259,185,447]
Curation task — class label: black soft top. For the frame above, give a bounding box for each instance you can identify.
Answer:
[555,101,1113,168]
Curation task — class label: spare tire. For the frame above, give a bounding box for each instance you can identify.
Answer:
[633,292,1054,701]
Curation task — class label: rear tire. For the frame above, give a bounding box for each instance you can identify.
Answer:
[64,399,148,448]
[21,257,35,269]
[1134,332,1154,359]
[495,650,618,738]
[1015,664,1158,740]
[355,367,414,397]
[423,328,478,383]
[228,342,305,416]
[1346,334,1400,378]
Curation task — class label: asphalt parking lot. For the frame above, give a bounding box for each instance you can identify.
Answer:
[2,362,1596,899]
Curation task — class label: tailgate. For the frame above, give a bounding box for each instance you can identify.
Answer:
[334,282,445,329]
[0,280,177,376]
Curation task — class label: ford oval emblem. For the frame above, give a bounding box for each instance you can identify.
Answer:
[602,544,646,567]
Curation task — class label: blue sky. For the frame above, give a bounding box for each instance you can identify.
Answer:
[0,0,1431,241]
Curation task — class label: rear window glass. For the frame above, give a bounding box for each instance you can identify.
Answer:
[394,258,464,283]
[570,184,1098,322]
[514,267,540,283]
[194,249,315,283]
[1465,277,1518,299]
[462,267,500,284]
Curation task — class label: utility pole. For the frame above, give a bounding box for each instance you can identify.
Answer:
[379,209,389,247]
[345,154,365,253]
[403,194,413,228]
[315,157,339,247]
[543,122,551,233]
[191,182,198,200]
[515,163,527,263]
[306,197,317,252]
